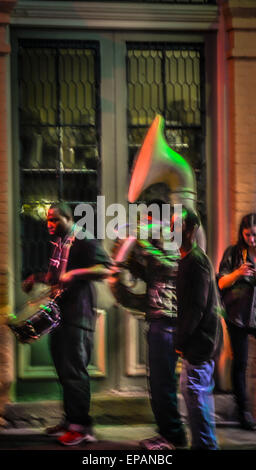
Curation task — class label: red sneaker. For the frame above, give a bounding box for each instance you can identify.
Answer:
[58,430,97,446]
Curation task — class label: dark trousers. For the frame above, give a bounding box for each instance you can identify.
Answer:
[227,321,249,413]
[147,320,185,441]
[50,323,94,428]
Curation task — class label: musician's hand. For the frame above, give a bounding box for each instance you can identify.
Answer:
[22,274,35,293]
[59,271,75,286]
[107,265,121,285]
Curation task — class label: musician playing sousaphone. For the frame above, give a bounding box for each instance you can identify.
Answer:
[23,202,111,446]
[107,112,232,450]
[108,115,202,450]
[111,201,188,451]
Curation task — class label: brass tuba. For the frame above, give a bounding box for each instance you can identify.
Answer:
[108,114,206,313]
[128,114,196,207]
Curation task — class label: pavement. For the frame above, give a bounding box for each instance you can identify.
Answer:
[0,422,256,450]
[0,394,256,466]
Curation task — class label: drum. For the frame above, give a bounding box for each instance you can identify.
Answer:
[8,286,62,344]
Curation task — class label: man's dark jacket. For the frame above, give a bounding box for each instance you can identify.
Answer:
[175,244,221,364]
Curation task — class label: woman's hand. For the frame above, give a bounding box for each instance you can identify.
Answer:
[235,263,255,279]
[219,262,256,290]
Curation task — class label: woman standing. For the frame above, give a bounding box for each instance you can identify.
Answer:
[218,213,256,430]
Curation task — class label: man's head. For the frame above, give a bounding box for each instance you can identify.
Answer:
[181,207,200,248]
[47,202,73,238]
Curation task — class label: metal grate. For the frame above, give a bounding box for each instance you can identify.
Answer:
[126,43,206,227]
[18,39,101,277]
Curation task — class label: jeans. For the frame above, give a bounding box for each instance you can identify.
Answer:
[180,359,218,450]
[147,320,185,441]
[50,323,94,429]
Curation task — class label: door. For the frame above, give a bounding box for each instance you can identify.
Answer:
[11,30,206,399]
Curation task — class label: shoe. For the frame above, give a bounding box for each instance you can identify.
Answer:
[239,412,256,431]
[45,423,67,436]
[140,435,175,450]
[58,430,97,446]
[167,432,188,448]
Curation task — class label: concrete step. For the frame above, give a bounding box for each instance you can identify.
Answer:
[2,392,239,430]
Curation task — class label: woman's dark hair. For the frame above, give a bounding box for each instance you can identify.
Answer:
[50,202,73,221]
[238,213,256,248]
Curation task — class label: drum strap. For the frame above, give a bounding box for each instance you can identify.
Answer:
[48,230,75,283]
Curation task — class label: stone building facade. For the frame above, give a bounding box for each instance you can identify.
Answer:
[0,0,256,419]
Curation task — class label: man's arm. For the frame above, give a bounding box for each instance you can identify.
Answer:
[60,265,112,285]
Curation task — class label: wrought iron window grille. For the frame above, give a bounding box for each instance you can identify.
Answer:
[18,39,101,276]
[126,42,206,228]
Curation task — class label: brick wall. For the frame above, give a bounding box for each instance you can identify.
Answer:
[0,5,10,310]
[233,57,256,229]
[224,0,256,418]
[0,0,16,424]
[224,0,256,241]
[0,55,9,309]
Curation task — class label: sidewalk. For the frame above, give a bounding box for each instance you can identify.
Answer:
[0,393,256,451]
[0,422,256,451]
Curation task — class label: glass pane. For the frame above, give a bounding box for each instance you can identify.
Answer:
[165,50,201,126]
[127,49,164,126]
[60,126,99,170]
[19,47,57,127]
[20,126,59,169]
[21,173,59,202]
[59,48,97,126]
[63,172,98,202]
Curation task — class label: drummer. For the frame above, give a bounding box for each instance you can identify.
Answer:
[23,202,112,446]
